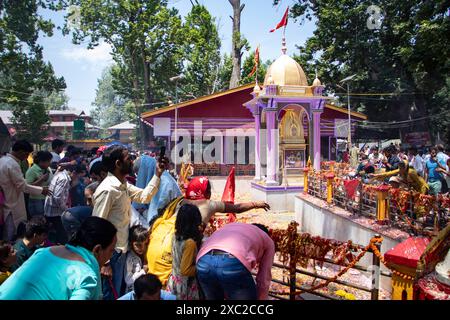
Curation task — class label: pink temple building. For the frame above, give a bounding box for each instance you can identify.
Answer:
[141,50,366,210]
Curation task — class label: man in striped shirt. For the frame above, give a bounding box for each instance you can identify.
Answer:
[44,165,81,244]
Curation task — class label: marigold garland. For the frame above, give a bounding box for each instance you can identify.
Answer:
[272,237,420,298]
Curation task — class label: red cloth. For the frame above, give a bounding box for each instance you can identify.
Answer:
[248,47,260,77]
[186,176,209,200]
[221,167,236,223]
[125,175,136,185]
[97,145,107,154]
[270,6,289,32]
[343,151,349,163]
[343,179,360,199]
[384,237,430,268]
[416,273,450,300]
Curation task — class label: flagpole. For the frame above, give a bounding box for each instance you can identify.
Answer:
[282,26,287,54]
[255,45,259,85]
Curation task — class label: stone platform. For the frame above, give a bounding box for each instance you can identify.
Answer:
[251,182,303,212]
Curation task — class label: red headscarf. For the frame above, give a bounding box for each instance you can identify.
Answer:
[185,176,209,200]
[97,145,107,155]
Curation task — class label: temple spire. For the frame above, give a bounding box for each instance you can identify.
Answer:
[281,27,287,54]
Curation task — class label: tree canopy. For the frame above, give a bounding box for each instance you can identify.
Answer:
[275,0,450,143]
[91,65,133,128]
[0,0,66,144]
[181,4,221,98]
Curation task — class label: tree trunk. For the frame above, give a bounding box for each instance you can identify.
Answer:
[229,0,245,89]
[130,51,145,150]
[140,40,152,108]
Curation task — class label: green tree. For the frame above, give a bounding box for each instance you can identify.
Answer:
[181,4,221,98]
[228,0,249,88]
[0,0,66,144]
[43,90,69,110]
[240,49,271,86]
[91,65,131,128]
[277,0,450,143]
[64,0,185,147]
[215,54,233,92]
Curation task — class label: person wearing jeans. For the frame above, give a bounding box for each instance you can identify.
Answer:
[92,146,167,299]
[425,147,446,195]
[197,253,258,299]
[196,223,275,300]
[102,249,127,299]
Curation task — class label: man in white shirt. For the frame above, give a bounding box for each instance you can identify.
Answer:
[436,144,449,171]
[436,144,449,192]
[368,146,386,168]
[0,140,51,240]
[44,165,80,244]
[92,145,167,299]
[408,147,424,177]
[50,139,65,167]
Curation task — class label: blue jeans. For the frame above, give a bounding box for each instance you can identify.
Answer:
[28,199,45,217]
[197,253,257,300]
[102,250,127,300]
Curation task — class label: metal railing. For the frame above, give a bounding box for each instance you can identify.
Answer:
[306,171,449,236]
[262,237,390,300]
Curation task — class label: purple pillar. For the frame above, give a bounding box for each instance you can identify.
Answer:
[313,111,322,170]
[254,111,261,180]
[266,109,278,185]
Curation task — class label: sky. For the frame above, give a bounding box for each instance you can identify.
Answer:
[38,0,316,114]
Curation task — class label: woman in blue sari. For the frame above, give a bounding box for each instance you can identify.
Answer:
[0,217,117,300]
[133,155,182,224]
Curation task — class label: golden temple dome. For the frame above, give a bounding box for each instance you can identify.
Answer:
[253,83,261,94]
[312,69,322,86]
[263,54,308,87]
[312,77,322,86]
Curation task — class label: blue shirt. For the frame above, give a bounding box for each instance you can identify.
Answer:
[0,247,100,300]
[61,206,93,237]
[70,181,86,207]
[66,206,93,221]
[386,155,400,171]
[426,159,444,181]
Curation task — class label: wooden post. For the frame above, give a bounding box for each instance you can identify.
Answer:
[325,172,335,204]
[371,234,382,300]
[375,185,390,224]
[289,261,296,300]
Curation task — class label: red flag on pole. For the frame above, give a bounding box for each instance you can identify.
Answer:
[221,167,236,222]
[247,46,260,77]
[270,7,289,32]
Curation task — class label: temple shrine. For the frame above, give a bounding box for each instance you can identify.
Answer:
[141,46,366,210]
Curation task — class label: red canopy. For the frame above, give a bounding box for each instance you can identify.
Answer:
[384,237,430,268]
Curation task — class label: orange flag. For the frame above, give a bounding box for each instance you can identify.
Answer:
[270,7,289,32]
[221,167,236,223]
[247,46,260,78]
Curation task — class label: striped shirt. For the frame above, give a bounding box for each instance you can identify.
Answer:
[44,170,72,217]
